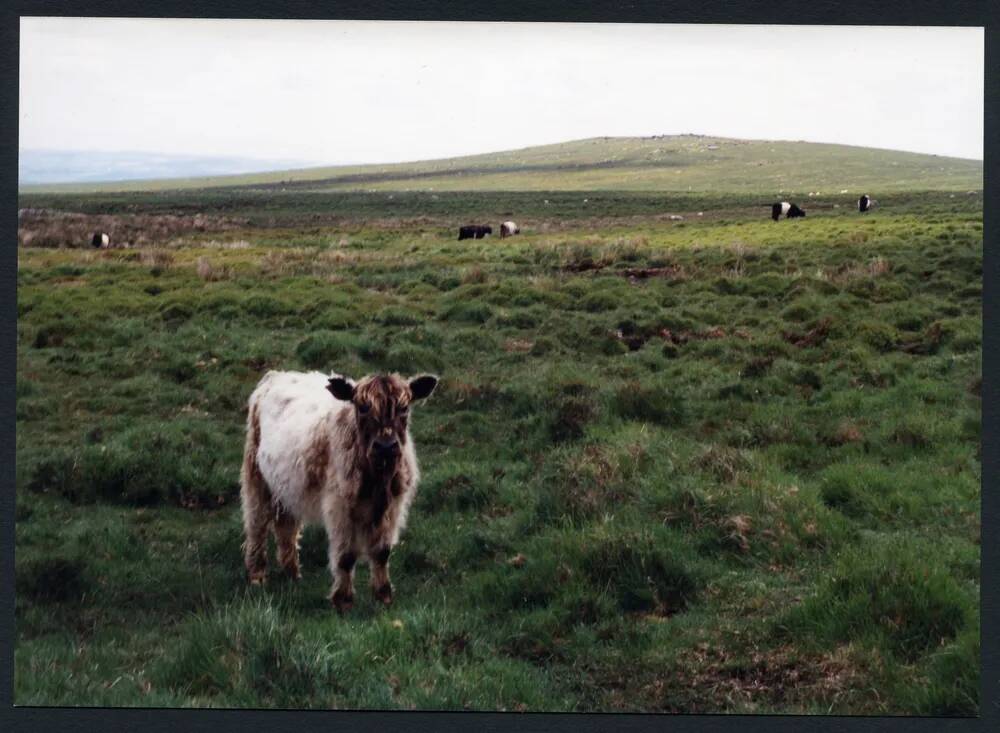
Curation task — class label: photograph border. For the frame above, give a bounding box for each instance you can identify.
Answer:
[2,1,996,731]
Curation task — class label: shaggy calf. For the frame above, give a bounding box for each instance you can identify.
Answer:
[771,202,806,221]
[241,370,438,612]
[500,221,520,238]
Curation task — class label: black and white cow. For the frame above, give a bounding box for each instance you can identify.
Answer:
[500,221,520,238]
[858,194,877,213]
[771,202,806,221]
[458,225,492,241]
[91,232,110,248]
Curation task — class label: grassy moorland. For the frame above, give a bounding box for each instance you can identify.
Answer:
[15,186,981,713]
[18,135,984,195]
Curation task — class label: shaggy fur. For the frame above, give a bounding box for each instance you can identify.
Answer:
[240,369,437,611]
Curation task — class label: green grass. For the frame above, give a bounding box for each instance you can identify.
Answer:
[15,189,980,713]
[19,135,983,194]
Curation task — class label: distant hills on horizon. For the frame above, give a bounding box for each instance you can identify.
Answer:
[19,135,984,194]
[18,149,319,186]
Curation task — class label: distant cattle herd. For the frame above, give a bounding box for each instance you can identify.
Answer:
[456,196,881,241]
[85,194,877,257]
[458,222,521,240]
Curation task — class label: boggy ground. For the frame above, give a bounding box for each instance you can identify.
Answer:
[15,191,981,712]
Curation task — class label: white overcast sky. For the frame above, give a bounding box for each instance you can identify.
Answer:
[19,18,984,164]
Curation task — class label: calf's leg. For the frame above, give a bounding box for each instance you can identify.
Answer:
[370,544,393,606]
[240,406,274,585]
[273,508,302,581]
[329,544,357,613]
[240,472,274,585]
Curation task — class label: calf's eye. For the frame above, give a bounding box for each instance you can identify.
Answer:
[358,403,371,415]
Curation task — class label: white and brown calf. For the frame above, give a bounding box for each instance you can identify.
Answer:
[240,370,438,612]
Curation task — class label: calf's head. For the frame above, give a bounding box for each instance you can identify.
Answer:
[327,373,438,472]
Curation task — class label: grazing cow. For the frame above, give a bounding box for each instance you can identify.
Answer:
[500,221,520,238]
[771,202,806,221]
[241,369,438,612]
[858,194,877,213]
[458,225,492,240]
[91,232,110,248]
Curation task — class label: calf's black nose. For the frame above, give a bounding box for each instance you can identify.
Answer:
[374,437,400,455]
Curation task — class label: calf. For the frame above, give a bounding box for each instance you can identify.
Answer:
[241,370,438,612]
[771,202,806,221]
[500,221,520,238]
[91,231,110,248]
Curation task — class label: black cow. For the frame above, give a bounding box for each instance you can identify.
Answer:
[458,225,492,240]
[771,202,806,221]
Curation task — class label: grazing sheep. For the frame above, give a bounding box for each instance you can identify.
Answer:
[241,370,438,612]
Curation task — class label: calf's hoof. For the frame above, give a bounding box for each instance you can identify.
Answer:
[374,582,394,606]
[248,570,267,586]
[331,590,354,614]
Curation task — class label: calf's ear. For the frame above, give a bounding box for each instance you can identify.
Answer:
[409,374,438,401]
[327,376,356,401]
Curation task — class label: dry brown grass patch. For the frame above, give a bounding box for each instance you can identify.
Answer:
[828,421,864,446]
[661,642,867,713]
[196,256,233,282]
[17,208,247,249]
[503,338,534,353]
[823,257,891,283]
[461,266,487,284]
[139,250,175,268]
[783,317,832,348]
[694,445,751,483]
